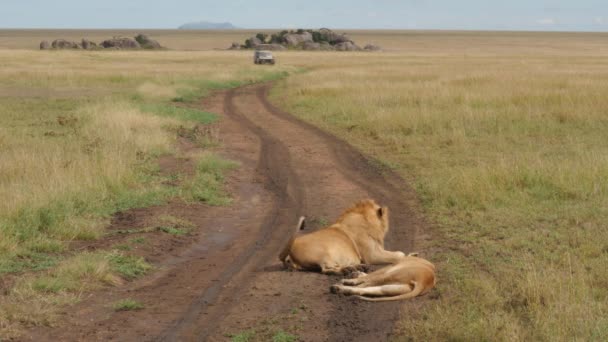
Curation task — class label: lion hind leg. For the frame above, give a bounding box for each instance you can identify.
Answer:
[342,284,412,297]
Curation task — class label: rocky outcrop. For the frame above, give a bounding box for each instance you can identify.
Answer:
[40,35,164,50]
[233,29,380,52]
[101,37,141,49]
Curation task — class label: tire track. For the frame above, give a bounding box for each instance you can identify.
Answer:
[157,88,307,341]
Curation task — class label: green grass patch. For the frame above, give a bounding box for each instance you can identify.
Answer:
[108,253,151,280]
[272,330,298,342]
[112,299,144,311]
[158,226,187,236]
[113,244,132,251]
[130,237,146,244]
[0,166,175,276]
[183,154,238,205]
[0,252,59,274]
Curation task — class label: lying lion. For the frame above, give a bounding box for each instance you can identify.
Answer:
[330,254,436,301]
[279,199,406,275]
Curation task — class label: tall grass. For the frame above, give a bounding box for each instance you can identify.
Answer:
[274,52,608,340]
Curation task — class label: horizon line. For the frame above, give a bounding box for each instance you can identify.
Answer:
[1,27,608,34]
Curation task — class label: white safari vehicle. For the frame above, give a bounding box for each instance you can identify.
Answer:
[253,50,275,65]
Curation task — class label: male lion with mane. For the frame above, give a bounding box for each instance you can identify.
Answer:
[279,199,406,275]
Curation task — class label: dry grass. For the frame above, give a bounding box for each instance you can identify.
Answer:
[272,41,608,341]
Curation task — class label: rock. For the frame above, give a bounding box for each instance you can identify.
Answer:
[255,43,286,51]
[228,42,241,50]
[52,39,79,49]
[101,37,140,49]
[302,41,321,51]
[135,34,162,49]
[363,44,382,51]
[334,41,362,51]
[39,41,51,50]
[81,39,98,50]
[319,29,351,44]
[283,32,313,47]
[319,41,334,51]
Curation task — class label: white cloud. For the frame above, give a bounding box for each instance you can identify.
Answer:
[537,18,556,25]
[595,17,605,25]
[368,11,378,18]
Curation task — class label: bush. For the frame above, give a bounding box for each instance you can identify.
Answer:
[255,33,268,43]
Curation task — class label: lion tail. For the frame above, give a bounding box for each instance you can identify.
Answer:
[278,216,306,263]
[355,281,425,302]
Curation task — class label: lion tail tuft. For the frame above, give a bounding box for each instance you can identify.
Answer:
[278,216,305,263]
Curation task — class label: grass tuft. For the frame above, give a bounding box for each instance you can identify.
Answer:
[108,252,151,280]
[272,330,298,342]
[230,329,256,342]
[112,299,144,312]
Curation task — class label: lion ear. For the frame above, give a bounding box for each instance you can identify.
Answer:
[377,207,384,218]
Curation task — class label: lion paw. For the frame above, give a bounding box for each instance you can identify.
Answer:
[330,284,342,294]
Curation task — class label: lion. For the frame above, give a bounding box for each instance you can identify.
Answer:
[279,199,406,275]
[329,253,436,301]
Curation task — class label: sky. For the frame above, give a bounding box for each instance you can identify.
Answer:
[1,0,607,31]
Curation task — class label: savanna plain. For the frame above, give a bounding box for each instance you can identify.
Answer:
[1,30,608,341]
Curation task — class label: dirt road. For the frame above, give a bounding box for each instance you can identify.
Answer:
[24,83,427,341]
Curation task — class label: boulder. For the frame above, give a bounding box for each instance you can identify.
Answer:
[81,39,98,50]
[319,41,334,51]
[228,42,241,50]
[52,39,79,49]
[135,34,162,49]
[255,43,286,51]
[363,44,382,51]
[334,41,362,51]
[302,41,321,51]
[101,37,140,49]
[283,32,313,47]
[319,29,351,44]
[40,41,51,50]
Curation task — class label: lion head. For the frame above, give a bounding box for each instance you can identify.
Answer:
[337,199,389,240]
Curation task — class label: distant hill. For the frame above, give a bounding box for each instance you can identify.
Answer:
[178,21,238,30]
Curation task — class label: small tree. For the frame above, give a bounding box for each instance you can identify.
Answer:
[312,31,328,43]
[255,33,268,43]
